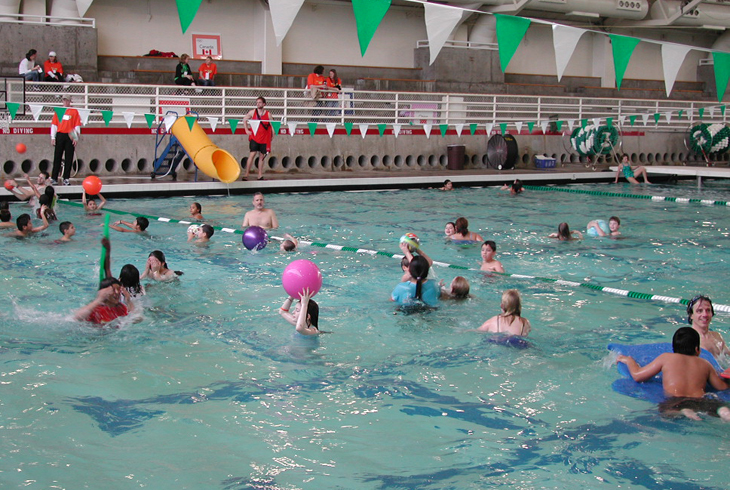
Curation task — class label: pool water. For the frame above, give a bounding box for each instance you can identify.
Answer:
[1,182,729,489]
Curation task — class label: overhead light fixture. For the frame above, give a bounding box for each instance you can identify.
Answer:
[566,11,601,18]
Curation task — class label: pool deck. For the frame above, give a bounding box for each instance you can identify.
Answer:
[610,165,730,188]
[0,163,710,198]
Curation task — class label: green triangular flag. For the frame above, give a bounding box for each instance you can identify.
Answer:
[722,106,727,116]
[175,0,203,34]
[495,14,531,73]
[712,51,730,102]
[555,121,564,131]
[609,34,641,90]
[499,123,507,134]
[185,116,196,131]
[377,123,386,137]
[100,110,113,127]
[344,122,353,136]
[527,122,534,134]
[581,119,588,128]
[144,113,156,129]
[308,122,317,136]
[678,109,684,120]
[653,113,660,124]
[53,106,67,121]
[439,124,448,137]
[699,108,705,119]
[228,118,239,134]
[606,117,613,128]
[352,0,391,56]
[629,115,637,126]
[271,121,281,134]
[6,102,20,120]
[469,123,477,135]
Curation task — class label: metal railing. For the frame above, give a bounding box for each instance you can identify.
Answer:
[0,12,95,27]
[416,39,498,51]
[1,80,725,133]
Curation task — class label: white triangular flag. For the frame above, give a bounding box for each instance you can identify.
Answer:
[540,121,549,134]
[552,25,587,82]
[249,119,261,136]
[164,114,177,132]
[709,106,716,118]
[206,116,218,132]
[76,108,91,126]
[122,112,135,129]
[514,122,523,134]
[424,2,465,65]
[269,0,306,46]
[593,117,601,127]
[76,0,94,16]
[454,123,464,137]
[661,43,692,97]
[665,111,673,124]
[393,124,402,138]
[423,123,432,138]
[29,104,43,121]
[486,123,494,135]
[618,115,626,127]
[287,121,297,137]
[642,114,650,126]
[567,119,575,131]
[358,124,369,138]
[325,123,336,138]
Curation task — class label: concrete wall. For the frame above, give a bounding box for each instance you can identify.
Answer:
[0,24,97,81]
[1,130,710,181]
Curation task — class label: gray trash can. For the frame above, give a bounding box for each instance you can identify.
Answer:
[447,145,465,170]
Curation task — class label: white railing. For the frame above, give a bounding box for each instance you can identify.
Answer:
[0,13,95,27]
[416,39,499,51]
[1,80,724,133]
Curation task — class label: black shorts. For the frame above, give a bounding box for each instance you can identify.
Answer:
[249,140,268,154]
[658,396,727,417]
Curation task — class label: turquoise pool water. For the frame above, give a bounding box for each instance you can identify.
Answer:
[1,182,729,489]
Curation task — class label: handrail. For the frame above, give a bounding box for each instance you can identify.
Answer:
[2,80,726,132]
[0,13,95,27]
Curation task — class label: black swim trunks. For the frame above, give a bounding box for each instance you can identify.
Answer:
[658,396,727,417]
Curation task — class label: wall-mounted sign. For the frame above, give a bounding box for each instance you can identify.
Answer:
[192,34,222,60]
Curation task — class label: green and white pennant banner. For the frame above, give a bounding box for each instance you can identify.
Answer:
[207,117,218,132]
[269,0,306,47]
[287,121,297,136]
[641,113,650,126]
[28,104,43,121]
[567,119,575,131]
[358,123,369,138]
[540,120,548,133]
[249,119,261,135]
[661,43,692,98]
[454,123,464,137]
[393,124,402,138]
[76,108,91,125]
[325,123,336,138]
[665,112,672,124]
[552,24,587,82]
[424,2,465,65]
[486,122,494,135]
[514,122,523,133]
[423,123,432,138]
[122,112,135,129]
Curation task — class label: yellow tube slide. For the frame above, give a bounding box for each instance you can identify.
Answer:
[170,117,241,183]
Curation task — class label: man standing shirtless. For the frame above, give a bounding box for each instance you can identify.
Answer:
[242,192,278,229]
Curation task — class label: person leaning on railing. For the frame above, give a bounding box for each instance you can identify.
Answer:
[18,49,43,82]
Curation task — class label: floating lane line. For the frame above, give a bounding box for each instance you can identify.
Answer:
[56,200,728,311]
[525,185,730,207]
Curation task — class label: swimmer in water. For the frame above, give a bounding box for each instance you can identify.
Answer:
[399,240,433,282]
[279,288,322,335]
[188,224,214,243]
[686,295,730,360]
[57,221,75,242]
[549,222,583,241]
[8,211,49,238]
[444,221,455,238]
[587,216,621,237]
[439,179,453,191]
[450,217,484,242]
[500,179,524,195]
[391,255,440,307]
[110,217,149,234]
[617,327,730,421]
[479,240,504,273]
[280,233,299,252]
[82,190,106,214]
[101,237,145,298]
[189,202,204,221]
[440,276,470,300]
[141,250,183,281]
[74,277,133,325]
[475,289,531,336]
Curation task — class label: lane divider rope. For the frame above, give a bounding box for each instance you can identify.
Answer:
[57,200,729,312]
[523,185,730,207]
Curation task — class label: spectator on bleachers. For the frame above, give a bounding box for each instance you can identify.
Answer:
[174,54,196,86]
[198,56,217,86]
[44,51,65,82]
[18,49,43,82]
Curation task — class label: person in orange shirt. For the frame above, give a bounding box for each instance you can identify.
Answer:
[50,94,82,186]
[325,68,342,116]
[44,51,64,82]
[306,65,327,121]
[198,56,218,86]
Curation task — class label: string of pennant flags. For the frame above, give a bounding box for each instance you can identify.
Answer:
[3,100,729,137]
